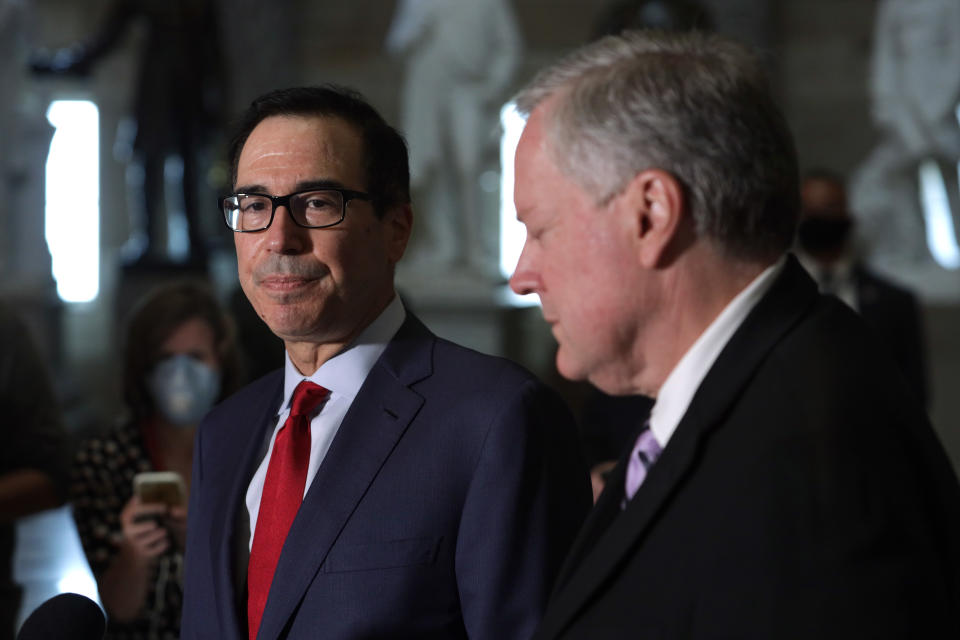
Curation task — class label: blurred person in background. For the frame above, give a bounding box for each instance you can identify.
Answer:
[0,301,68,640]
[70,282,241,639]
[796,169,929,405]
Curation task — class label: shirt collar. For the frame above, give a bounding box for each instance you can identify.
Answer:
[280,295,406,414]
[649,255,786,447]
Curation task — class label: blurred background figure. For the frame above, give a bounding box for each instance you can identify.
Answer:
[593,0,712,37]
[797,170,929,405]
[31,0,227,267]
[0,301,69,640]
[387,0,522,277]
[69,281,241,638]
[0,0,57,305]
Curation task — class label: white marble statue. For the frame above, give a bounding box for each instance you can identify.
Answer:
[850,0,960,280]
[387,0,522,278]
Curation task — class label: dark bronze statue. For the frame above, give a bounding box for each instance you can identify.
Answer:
[33,0,226,266]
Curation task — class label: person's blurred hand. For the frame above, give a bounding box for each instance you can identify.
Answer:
[166,505,188,550]
[590,461,618,504]
[118,496,169,563]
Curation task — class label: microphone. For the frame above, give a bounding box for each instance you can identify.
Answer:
[17,593,105,640]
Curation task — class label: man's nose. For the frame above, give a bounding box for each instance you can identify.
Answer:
[509,244,541,296]
[264,204,308,253]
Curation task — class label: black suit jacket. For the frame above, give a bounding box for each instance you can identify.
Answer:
[854,265,929,405]
[181,314,592,640]
[534,256,960,639]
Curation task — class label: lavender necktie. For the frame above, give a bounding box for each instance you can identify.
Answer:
[624,423,662,502]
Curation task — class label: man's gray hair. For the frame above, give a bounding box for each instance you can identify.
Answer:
[513,30,799,262]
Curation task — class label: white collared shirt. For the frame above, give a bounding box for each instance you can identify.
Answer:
[246,295,406,546]
[648,256,787,449]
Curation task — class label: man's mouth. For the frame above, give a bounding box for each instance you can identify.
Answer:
[259,275,314,289]
[255,273,322,297]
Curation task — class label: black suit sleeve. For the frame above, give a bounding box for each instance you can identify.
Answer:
[856,268,929,405]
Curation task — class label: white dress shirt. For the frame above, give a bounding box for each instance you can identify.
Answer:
[245,295,406,547]
[648,256,786,449]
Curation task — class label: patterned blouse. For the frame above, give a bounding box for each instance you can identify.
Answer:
[70,420,183,640]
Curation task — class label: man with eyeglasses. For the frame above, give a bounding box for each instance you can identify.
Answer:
[180,85,590,640]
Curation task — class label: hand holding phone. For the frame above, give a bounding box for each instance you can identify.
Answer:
[119,497,171,562]
[129,472,188,553]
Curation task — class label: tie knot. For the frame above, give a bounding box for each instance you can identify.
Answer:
[290,381,329,418]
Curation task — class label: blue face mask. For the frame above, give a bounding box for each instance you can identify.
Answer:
[147,354,222,426]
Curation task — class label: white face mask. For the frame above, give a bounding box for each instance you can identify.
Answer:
[147,354,222,426]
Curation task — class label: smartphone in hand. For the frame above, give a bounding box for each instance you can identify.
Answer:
[133,471,186,508]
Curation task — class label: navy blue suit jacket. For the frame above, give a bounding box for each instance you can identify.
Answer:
[181,313,591,640]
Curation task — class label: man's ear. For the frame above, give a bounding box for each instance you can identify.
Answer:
[385,203,413,263]
[618,169,685,268]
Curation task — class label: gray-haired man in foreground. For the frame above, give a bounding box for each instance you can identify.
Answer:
[510,29,960,639]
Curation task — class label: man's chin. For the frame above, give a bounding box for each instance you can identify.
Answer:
[555,349,589,383]
[258,304,320,339]
[558,350,633,395]
[587,369,648,397]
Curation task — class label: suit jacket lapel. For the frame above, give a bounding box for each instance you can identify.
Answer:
[538,256,820,638]
[256,315,433,640]
[206,372,284,639]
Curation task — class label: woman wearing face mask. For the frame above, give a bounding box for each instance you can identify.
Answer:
[70,281,242,639]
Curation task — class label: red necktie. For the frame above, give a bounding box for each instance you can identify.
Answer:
[247,380,329,640]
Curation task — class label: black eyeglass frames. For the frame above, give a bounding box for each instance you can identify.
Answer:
[220,187,372,232]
